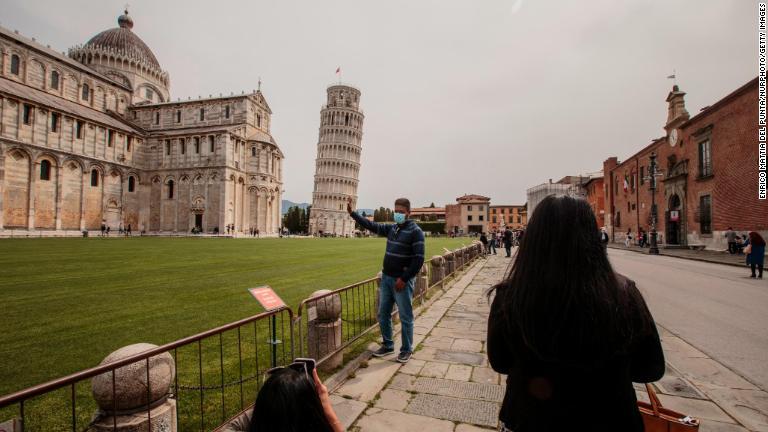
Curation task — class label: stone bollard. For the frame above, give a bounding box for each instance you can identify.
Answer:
[415,264,428,301]
[90,343,177,432]
[307,289,343,372]
[429,255,445,285]
[443,252,455,276]
[454,248,464,269]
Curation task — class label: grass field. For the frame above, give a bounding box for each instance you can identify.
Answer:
[0,236,469,397]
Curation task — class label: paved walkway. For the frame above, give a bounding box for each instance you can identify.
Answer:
[328,253,765,432]
[609,243,753,268]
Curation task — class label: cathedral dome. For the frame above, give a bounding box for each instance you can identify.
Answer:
[83,10,160,69]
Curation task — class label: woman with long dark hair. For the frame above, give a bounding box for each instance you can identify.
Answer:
[248,367,343,432]
[487,196,664,431]
[744,231,766,279]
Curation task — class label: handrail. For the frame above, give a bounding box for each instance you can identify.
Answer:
[0,306,293,408]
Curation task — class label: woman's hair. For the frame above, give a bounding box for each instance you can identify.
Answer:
[248,368,334,432]
[489,196,651,366]
[749,231,766,247]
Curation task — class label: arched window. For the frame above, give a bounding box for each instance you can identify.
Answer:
[154,112,160,125]
[194,137,200,154]
[251,147,256,157]
[10,54,20,75]
[167,180,175,199]
[128,176,136,192]
[82,84,90,101]
[90,169,99,187]
[257,114,261,127]
[199,108,205,121]
[40,160,51,181]
[50,71,60,90]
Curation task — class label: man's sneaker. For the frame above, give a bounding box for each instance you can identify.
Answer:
[397,351,412,363]
[372,346,395,357]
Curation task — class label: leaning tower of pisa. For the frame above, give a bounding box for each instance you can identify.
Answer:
[309,85,364,236]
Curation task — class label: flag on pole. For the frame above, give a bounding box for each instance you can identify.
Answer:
[336,67,341,74]
[623,175,629,192]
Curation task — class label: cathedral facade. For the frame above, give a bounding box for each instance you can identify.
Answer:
[0,10,283,235]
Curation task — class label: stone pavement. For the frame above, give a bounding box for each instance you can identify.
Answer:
[608,243,753,268]
[329,253,767,432]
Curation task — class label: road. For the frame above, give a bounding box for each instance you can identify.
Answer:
[608,248,768,391]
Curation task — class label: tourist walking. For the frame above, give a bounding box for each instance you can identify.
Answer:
[348,197,425,363]
[487,196,664,432]
[489,232,498,255]
[480,232,489,255]
[625,228,633,247]
[100,223,106,237]
[743,231,765,279]
[725,227,738,254]
[127,224,132,237]
[503,226,513,257]
[600,227,610,250]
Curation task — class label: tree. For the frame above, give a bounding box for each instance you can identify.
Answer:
[429,202,436,208]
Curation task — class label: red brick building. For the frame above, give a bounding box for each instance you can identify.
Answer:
[582,176,605,228]
[604,78,767,250]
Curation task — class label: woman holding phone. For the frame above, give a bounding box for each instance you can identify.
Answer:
[248,359,343,432]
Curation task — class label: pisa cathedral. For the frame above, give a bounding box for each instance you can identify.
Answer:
[0,10,283,235]
[308,85,364,236]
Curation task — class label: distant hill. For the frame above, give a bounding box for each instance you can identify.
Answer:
[281,200,310,215]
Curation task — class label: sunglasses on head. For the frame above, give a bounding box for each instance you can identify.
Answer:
[265,358,316,383]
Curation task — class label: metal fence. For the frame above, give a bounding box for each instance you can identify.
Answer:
[0,243,483,431]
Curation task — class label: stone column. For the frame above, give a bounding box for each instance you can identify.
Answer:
[443,252,455,276]
[55,162,63,230]
[454,248,464,269]
[429,255,445,286]
[415,264,428,301]
[90,343,177,432]
[27,158,36,229]
[306,290,343,372]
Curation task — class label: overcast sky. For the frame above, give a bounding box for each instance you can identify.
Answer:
[3,1,755,208]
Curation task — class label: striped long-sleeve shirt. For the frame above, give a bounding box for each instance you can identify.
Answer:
[350,211,425,281]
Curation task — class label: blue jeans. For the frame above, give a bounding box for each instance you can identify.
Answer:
[379,274,415,353]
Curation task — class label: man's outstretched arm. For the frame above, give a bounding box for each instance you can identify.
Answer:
[347,198,391,236]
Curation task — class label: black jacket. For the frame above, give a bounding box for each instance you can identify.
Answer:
[487,275,664,431]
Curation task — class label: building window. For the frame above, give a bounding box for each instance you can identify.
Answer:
[165,139,171,155]
[467,205,472,211]
[51,112,60,132]
[699,195,712,234]
[155,112,160,125]
[40,160,51,181]
[82,84,90,101]
[615,211,621,227]
[225,106,230,119]
[200,108,205,121]
[468,215,473,221]
[128,176,136,192]
[10,54,20,75]
[698,140,712,177]
[257,114,262,127]
[492,216,497,223]
[176,110,181,123]
[50,71,59,90]
[133,111,137,119]
[640,166,645,185]
[167,180,175,199]
[90,169,99,187]
[479,206,484,211]
[127,136,132,152]
[517,215,522,223]
[22,104,32,125]
[251,147,256,157]
[479,215,484,221]
[194,137,200,154]
[107,130,114,147]
[180,138,186,154]
[145,88,153,100]
[491,208,496,214]
[76,121,84,139]
[209,136,215,152]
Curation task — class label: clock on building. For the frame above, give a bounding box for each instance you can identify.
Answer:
[668,128,679,147]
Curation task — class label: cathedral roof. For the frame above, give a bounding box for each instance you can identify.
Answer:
[82,10,161,69]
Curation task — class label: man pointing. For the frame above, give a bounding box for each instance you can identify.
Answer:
[348,197,425,363]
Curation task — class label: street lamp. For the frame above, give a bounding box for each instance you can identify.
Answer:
[647,152,661,255]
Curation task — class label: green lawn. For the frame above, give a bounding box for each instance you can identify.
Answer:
[0,236,469,397]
